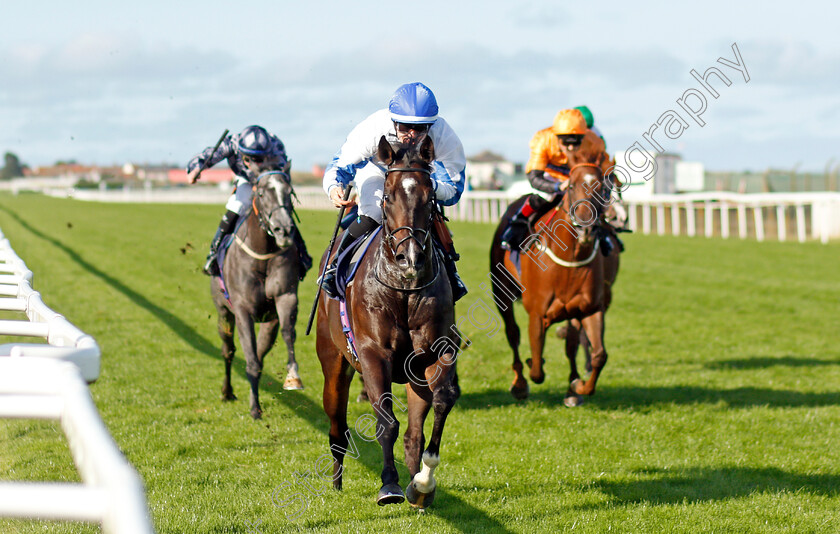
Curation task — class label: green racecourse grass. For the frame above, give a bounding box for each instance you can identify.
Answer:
[1,192,839,534]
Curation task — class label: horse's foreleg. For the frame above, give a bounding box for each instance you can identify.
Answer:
[403,382,431,477]
[275,293,303,390]
[565,319,582,384]
[217,306,237,401]
[235,313,263,419]
[527,314,547,384]
[571,311,607,398]
[490,262,527,399]
[498,295,527,399]
[564,319,585,407]
[319,348,353,490]
[406,362,457,509]
[256,318,279,387]
[361,359,404,505]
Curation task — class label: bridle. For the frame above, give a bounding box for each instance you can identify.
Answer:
[562,163,608,228]
[251,170,297,241]
[375,165,440,292]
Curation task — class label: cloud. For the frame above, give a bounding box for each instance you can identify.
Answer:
[728,39,840,91]
[0,33,237,92]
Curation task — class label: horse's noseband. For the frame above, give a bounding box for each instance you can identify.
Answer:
[253,171,295,241]
[382,167,435,258]
[565,163,608,229]
[375,165,441,292]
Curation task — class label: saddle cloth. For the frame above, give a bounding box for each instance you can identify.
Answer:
[334,226,382,301]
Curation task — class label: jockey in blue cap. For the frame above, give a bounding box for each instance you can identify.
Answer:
[320,82,468,301]
[187,125,312,277]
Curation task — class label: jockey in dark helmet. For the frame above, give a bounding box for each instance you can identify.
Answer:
[186,125,313,278]
[319,82,468,301]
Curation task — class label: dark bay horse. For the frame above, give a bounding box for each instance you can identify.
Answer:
[490,143,620,406]
[212,165,305,419]
[315,135,458,508]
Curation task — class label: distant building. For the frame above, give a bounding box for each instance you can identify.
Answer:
[466,150,517,190]
[168,168,234,185]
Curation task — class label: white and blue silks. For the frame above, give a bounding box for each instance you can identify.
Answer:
[186,131,289,215]
[322,109,466,223]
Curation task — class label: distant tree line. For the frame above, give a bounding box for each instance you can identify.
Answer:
[1,152,25,180]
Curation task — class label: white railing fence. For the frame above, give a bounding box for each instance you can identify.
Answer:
[38,186,840,243]
[622,192,840,244]
[0,230,154,533]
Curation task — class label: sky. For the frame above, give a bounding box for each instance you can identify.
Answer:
[2,1,839,173]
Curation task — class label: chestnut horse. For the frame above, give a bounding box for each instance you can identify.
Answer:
[315,135,458,508]
[212,166,305,419]
[489,143,620,406]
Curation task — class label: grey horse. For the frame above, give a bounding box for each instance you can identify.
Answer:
[211,163,305,419]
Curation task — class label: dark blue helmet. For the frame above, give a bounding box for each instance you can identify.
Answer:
[237,125,272,156]
[389,83,439,124]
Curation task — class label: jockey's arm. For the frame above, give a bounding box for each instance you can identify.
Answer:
[428,119,466,206]
[322,114,380,203]
[527,169,564,195]
[186,136,236,178]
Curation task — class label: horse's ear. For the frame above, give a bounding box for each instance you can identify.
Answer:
[283,160,291,174]
[377,135,395,165]
[418,135,435,163]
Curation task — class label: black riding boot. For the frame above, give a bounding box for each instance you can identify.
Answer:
[443,254,468,302]
[501,195,551,251]
[500,212,530,251]
[294,231,313,281]
[203,210,238,276]
[319,215,378,299]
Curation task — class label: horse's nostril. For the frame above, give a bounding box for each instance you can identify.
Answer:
[395,253,410,269]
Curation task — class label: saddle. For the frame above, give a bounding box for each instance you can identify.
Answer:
[334,226,382,301]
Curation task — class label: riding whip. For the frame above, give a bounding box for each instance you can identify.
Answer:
[305,184,353,336]
[192,129,229,182]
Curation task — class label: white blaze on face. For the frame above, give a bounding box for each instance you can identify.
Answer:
[271,179,285,206]
[583,173,597,186]
[402,177,417,195]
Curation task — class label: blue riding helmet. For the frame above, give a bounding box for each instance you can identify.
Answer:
[237,125,272,156]
[389,82,439,124]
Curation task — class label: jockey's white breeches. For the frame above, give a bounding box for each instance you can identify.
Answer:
[225,178,253,216]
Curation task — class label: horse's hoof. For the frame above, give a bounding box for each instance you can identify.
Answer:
[221,392,237,402]
[526,358,546,384]
[564,394,585,408]
[377,483,405,506]
[283,377,304,390]
[555,324,568,339]
[510,381,529,400]
[250,408,263,420]
[406,481,436,509]
[569,378,583,394]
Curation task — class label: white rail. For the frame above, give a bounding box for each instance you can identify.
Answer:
[0,230,154,533]
[622,192,840,244]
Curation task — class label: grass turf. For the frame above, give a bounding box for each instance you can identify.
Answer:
[0,192,838,533]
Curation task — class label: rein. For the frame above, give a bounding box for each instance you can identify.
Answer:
[530,161,606,268]
[234,235,283,260]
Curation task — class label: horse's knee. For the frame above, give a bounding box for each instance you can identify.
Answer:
[590,349,607,369]
[377,417,399,443]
